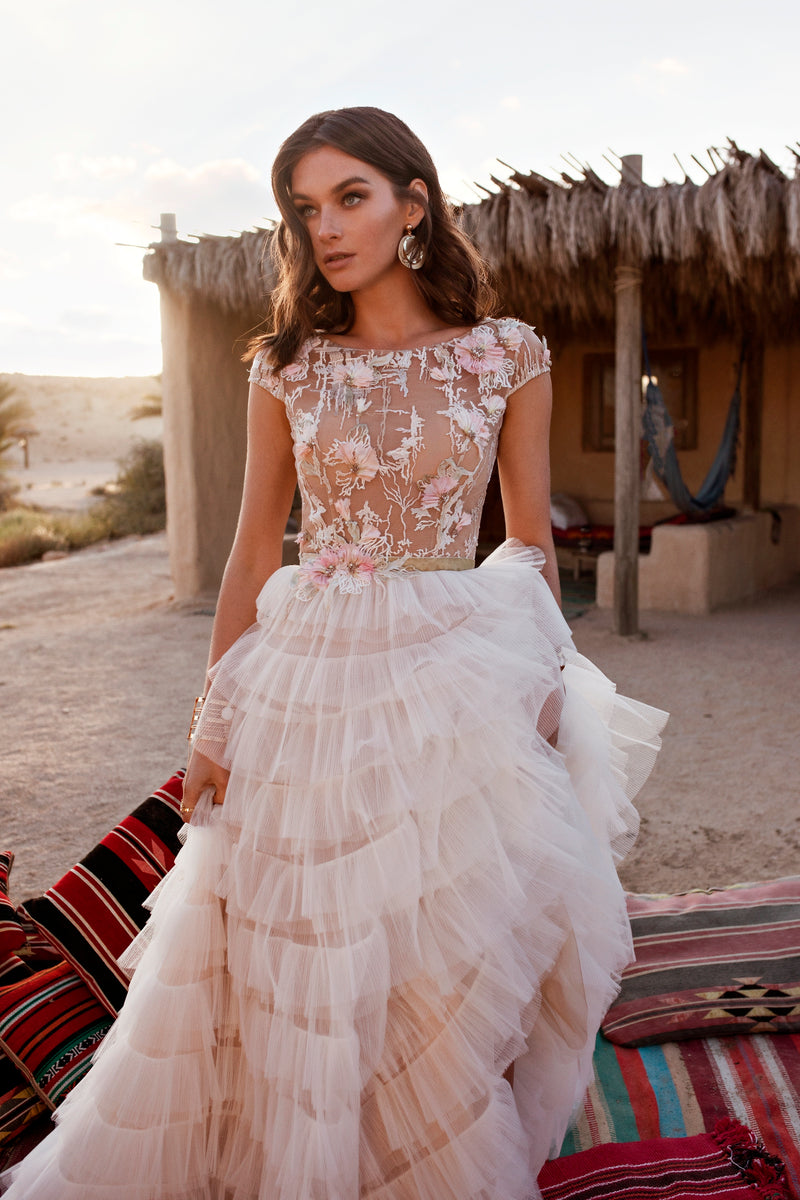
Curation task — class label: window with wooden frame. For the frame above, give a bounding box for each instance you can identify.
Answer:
[582,348,698,452]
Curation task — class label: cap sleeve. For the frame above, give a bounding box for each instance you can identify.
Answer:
[506,321,551,396]
[248,347,285,401]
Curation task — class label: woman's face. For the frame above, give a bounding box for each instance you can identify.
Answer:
[290,145,426,294]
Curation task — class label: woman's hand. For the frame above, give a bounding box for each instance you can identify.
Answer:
[181,748,230,822]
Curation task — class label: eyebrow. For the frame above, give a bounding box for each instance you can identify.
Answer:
[291,175,372,202]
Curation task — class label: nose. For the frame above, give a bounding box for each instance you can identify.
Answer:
[317,205,341,242]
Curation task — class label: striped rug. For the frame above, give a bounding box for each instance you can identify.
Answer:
[561,1033,800,1199]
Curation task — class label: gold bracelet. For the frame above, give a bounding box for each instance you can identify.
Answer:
[187,695,205,743]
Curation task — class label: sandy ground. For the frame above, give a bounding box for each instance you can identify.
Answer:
[2,373,161,509]
[1,375,799,905]
[2,529,798,904]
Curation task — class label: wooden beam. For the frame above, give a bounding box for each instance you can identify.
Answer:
[613,155,643,636]
[743,337,764,511]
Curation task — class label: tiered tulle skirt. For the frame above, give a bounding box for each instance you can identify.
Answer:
[2,541,667,1199]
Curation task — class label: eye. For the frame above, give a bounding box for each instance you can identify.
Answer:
[294,204,316,220]
[342,191,365,207]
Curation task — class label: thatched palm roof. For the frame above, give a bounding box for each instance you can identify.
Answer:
[143,143,800,341]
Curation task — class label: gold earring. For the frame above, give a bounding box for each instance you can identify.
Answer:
[397,224,426,270]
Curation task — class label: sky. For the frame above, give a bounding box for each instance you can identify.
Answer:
[1,0,797,377]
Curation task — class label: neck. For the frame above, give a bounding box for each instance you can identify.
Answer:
[346,269,449,349]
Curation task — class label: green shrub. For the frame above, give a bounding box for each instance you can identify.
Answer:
[94,440,166,537]
[0,440,166,568]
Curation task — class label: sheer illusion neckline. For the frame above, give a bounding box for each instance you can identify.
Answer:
[317,324,480,355]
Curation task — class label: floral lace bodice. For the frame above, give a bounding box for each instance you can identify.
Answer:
[249,318,550,596]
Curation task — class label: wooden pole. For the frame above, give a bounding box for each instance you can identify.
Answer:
[160,213,178,243]
[743,336,764,511]
[613,155,643,636]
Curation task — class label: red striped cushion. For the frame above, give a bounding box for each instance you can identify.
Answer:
[602,877,800,1046]
[540,1120,789,1200]
[0,961,112,1109]
[0,957,32,987]
[17,772,185,1017]
[14,911,61,969]
[0,853,25,959]
[0,1052,46,1147]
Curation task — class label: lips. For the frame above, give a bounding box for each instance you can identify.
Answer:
[323,252,354,269]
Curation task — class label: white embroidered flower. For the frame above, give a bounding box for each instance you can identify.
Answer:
[496,321,523,352]
[386,443,412,467]
[484,394,506,417]
[452,405,490,447]
[334,498,351,520]
[292,411,319,460]
[282,360,308,382]
[331,361,375,391]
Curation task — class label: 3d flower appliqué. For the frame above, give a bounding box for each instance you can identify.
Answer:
[325,435,381,492]
[452,328,507,375]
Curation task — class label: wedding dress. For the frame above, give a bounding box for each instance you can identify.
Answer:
[2,319,666,1199]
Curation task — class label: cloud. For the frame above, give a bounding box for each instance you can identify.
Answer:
[0,308,37,330]
[652,57,689,75]
[54,154,139,182]
[140,157,271,231]
[630,55,690,90]
[6,154,274,252]
[0,249,26,282]
[58,306,115,331]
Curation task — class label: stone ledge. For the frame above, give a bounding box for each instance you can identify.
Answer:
[597,506,800,614]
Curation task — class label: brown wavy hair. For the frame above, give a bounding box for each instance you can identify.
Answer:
[248,107,498,369]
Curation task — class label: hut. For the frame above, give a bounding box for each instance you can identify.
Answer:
[143,142,800,611]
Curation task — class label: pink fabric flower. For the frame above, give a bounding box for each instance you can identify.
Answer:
[326,437,380,488]
[456,511,472,529]
[298,546,341,591]
[282,360,308,382]
[453,406,490,446]
[420,474,459,508]
[298,543,378,594]
[452,328,506,375]
[294,441,314,465]
[334,498,351,520]
[359,523,382,542]
[332,544,376,592]
[331,361,375,390]
[496,322,523,351]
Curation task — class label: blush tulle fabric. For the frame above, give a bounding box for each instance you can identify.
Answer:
[2,324,667,1198]
[2,544,666,1200]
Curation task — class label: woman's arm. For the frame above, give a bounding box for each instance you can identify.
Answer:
[182,379,296,818]
[202,380,297,689]
[496,370,561,608]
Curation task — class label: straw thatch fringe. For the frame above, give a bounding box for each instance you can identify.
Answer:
[143,228,275,315]
[143,144,800,341]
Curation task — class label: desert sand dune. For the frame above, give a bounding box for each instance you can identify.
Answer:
[1,373,161,509]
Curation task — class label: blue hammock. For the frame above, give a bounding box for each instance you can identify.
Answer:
[641,340,743,515]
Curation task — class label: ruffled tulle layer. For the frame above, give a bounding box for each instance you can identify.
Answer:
[1,541,667,1200]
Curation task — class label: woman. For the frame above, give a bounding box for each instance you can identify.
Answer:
[2,107,666,1199]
